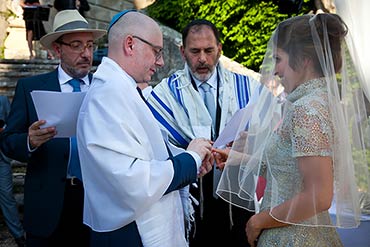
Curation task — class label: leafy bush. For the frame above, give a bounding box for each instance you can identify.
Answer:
[147,0,312,72]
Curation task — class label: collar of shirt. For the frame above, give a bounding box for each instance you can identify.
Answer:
[57,65,90,92]
[194,69,218,91]
[194,69,218,105]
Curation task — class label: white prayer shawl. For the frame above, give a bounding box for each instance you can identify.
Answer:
[77,57,187,246]
[148,63,260,147]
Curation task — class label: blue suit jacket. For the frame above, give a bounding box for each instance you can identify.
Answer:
[0,69,91,237]
[0,95,10,125]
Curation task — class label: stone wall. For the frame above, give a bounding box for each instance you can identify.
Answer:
[85,0,135,29]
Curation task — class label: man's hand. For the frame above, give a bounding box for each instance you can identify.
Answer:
[187,138,212,160]
[28,120,57,149]
[187,138,213,176]
[198,150,214,177]
[213,142,250,170]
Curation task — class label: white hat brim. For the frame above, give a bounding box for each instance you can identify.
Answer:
[40,28,106,50]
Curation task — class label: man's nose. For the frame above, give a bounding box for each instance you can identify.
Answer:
[156,55,164,67]
[198,51,207,63]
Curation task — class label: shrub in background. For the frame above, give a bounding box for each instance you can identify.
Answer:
[147,0,312,72]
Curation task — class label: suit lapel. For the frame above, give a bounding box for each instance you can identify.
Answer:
[37,69,62,92]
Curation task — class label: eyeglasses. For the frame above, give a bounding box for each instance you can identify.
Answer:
[57,40,96,53]
[132,35,163,61]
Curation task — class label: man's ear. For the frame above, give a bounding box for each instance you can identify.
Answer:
[217,42,222,58]
[52,42,62,58]
[124,35,135,55]
[180,45,185,60]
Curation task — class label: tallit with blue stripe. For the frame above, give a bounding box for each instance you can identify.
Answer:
[148,63,260,148]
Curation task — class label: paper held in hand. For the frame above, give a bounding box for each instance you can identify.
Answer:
[31,90,86,138]
[213,104,254,148]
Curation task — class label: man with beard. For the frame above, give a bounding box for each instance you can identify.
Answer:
[148,19,260,247]
[0,9,105,246]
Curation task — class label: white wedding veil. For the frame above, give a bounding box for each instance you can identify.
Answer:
[216,13,369,228]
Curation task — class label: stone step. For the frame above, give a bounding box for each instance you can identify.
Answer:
[0,63,58,72]
[13,173,25,187]
[0,58,60,98]
[0,70,56,78]
[0,81,17,87]
[0,58,59,68]
[0,63,59,79]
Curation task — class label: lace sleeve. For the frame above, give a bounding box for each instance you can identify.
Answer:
[291,99,333,157]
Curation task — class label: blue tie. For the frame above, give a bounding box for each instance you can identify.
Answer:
[67,78,82,92]
[67,79,82,180]
[200,82,216,137]
[199,82,221,198]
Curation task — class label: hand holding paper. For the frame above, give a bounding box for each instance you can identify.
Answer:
[28,119,57,149]
[31,90,86,137]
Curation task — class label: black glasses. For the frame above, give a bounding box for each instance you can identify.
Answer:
[57,40,96,53]
[132,35,163,61]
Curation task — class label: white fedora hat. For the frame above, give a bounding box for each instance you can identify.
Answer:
[40,9,106,50]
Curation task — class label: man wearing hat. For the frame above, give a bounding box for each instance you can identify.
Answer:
[0,9,106,246]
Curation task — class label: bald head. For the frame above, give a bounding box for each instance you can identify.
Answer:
[108,12,161,54]
[107,11,164,83]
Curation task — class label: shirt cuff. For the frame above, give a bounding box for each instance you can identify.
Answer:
[185,150,201,170]
[27,135,37,152]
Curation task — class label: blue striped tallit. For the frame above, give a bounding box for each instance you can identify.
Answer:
[148,63,260,148]
[234,73,253,109]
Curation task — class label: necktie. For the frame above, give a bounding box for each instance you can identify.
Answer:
[67,78,82,92]
[67,79,82,180]
[199,83,221,198]
[199,82,216,137]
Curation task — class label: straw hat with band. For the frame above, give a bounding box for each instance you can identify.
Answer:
[40,9,106,50]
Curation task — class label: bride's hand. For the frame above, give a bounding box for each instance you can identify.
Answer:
[212,147,230,171]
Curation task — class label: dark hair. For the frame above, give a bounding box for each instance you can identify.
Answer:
[181,19,220,47]
[275,13,347,76]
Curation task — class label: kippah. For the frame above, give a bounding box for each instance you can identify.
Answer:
[108,9,137,33]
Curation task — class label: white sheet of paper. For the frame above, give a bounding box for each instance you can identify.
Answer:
[213,104,254,148]
[30,90,86,138]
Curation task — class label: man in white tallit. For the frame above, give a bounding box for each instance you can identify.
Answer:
[77,10,214,247]
[147,19,260,247]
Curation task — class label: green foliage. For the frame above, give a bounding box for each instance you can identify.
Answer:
[0,45,4,59]
[148,0,312,72]
[0,7,17,58]
[0,8,16,20]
